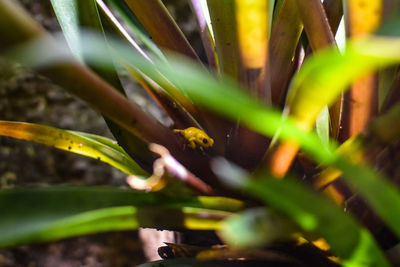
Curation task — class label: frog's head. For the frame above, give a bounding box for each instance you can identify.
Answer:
[197,134,214,148]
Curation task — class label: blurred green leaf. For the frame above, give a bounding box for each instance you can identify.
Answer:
[0,186,239,247]
[269,0,303,106]
[0,120,146,175]
[220,208,298,249]
[213,159,389,266]
[369,103,400,143]
[378,67,398,110]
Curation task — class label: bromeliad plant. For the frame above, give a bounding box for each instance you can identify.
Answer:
[1,0,400,265]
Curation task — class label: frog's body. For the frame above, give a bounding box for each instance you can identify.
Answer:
[173,127,214,149]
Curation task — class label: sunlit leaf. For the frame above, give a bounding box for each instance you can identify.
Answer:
[207,0,239,79]
[213,159,390,266]
[0,186,239,247]
[189,0,217,69]
[235,0,269,69]
[0,120,146,175]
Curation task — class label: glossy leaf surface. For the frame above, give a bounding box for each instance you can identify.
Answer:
[0,121,146,175]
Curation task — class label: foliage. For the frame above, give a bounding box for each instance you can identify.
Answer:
[1,0,400,265]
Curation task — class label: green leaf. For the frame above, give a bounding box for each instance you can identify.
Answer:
[270,0,303,105]
[0,186,239,247]
[0,120,146,175]
[207,0,239,79]
[213,159,390,266]
[49,0,83,61]
[268,0,275,35]
[285,38,400,130]
[220,208,299,249]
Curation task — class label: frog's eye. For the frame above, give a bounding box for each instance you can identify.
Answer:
[202,138,208,144]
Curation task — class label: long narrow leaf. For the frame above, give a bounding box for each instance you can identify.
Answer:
[49,0,83,61]
[294,0,340,144]
[189,0,217,69]
[269,0,303,106]
[227,0,271,169]
[0,120,146,175]
[0,0,46,50]
[296,0,336,51]
[207,0,239,79]
[0,186,240,247]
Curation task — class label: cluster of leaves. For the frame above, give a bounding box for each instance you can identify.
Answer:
[1,0,400,265]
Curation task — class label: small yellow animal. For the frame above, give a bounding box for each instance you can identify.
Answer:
[173,127,214,149]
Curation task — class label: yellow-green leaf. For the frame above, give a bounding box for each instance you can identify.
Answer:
[0,121,146,175]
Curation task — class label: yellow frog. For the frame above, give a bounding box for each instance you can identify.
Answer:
[173,127,214,149]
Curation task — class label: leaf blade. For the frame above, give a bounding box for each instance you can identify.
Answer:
[0,120,146,175]
[0,186,240,247]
